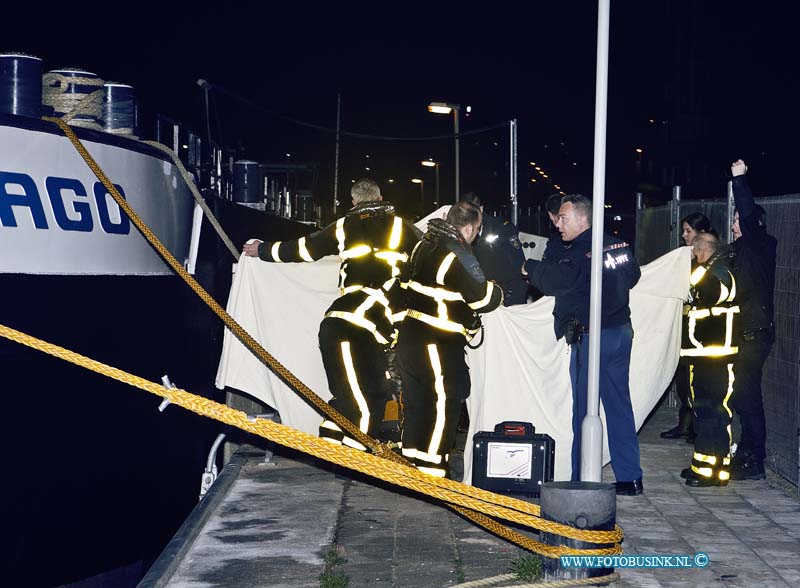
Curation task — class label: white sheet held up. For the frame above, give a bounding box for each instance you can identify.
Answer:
[216,230,691,481]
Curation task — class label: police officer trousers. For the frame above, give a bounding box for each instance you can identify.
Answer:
[318,316,389,449]
[569,323,642,483]
[396,320,470,477]
[689,359,735,481]
[730,329,773,464]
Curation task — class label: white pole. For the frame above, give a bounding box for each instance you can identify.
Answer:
[510,119,518,225]
[454,108,460,202]
[726,180,734,245]
[333,93,341,216]
[581,0,611,483]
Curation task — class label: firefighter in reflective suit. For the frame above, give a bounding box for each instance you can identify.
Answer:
[680,233,739,487]
[396,202,503,477]
[243,178,420,449]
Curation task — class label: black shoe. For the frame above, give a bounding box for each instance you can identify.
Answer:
[680,467,695,480]
[729,460,766,481]
[686,475,728,487]
[614,478,644,496]
[660,425,690,440]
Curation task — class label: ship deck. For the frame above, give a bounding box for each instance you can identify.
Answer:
[139,405,800,588]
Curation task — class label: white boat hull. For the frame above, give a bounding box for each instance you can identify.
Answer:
[0,117,193,275]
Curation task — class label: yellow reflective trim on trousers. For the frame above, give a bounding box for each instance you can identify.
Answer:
[388,216,403,250]
[341,342,371,434]
[688,364,695,404]
[427,344,448,459]
[693,452,717,465]
[401,447,443,465]
[468,281,496,310]
[723,363,735,420]
[437,252,457,285]
[271,241,283,262]
[680,345,739,357]
[689,265,707,286]
[406,309,473,337]
[691,465,714,478]
[719,470,731,481]
[325,311,390,345]
[298,237,314,262]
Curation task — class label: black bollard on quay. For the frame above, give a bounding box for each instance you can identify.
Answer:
[540,481,617,581]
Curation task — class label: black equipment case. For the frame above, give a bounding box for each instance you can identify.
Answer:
[472,421,555,497]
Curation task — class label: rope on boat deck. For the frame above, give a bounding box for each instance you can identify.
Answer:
[30,117,624,559]
[140,140,241,261]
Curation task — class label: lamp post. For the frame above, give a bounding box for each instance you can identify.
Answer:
[411,178,425,214]
[421,159,440,207]
[428,101,460,201]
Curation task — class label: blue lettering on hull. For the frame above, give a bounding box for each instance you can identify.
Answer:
[0,171,130,235]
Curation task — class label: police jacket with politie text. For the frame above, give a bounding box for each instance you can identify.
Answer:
[400,218,503,342]
[729,175,776,334]
[256,201,421,344]
[524,227,640,340]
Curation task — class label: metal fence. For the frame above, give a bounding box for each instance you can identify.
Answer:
[636,191,800,489]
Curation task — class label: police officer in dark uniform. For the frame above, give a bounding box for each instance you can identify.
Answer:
[523,194,643,495]
[396,202,503,477]
[243,178,420,449]
[727,159,777,481]
[679,233,739,487]
[460,193,527,306]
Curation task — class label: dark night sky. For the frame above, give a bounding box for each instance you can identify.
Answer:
[5,2,799,219]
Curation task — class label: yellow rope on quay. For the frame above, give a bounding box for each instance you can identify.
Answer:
[450,572,620,588]
[0,322,621,558]
[40,116,624,557]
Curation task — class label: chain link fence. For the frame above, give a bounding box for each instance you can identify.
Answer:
[636,192,800,489]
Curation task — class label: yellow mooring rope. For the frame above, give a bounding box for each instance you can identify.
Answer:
[33,116,623,559]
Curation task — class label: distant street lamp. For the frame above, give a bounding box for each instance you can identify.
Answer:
[411,178,425,212]
[421,159,440,207]
[428,101,460,201]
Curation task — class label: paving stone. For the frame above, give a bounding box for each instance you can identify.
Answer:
[157,407,798,588]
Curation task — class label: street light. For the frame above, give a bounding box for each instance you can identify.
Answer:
[421,159,440,208]
[411,178,425,213]
[428,101,460,201]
